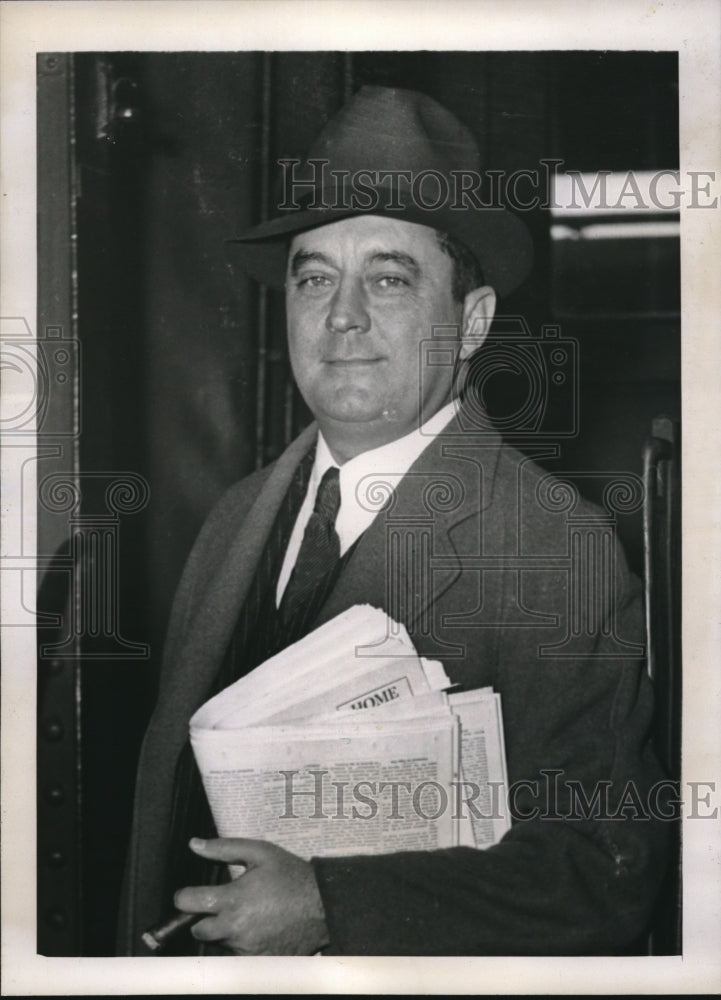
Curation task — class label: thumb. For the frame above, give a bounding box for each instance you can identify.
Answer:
[188,836,273,867]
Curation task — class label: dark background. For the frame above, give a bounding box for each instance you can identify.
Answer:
[36,50,680,956]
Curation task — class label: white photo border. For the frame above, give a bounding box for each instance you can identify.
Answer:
[2,0,720,994]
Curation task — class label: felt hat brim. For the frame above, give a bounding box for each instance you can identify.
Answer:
[226,199,533,298]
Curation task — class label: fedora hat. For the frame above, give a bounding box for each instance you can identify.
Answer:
[226,85,533,297]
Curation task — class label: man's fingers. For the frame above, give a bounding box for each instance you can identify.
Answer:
[189,913,223,942]
[174,886,220,914]
[190,915,254,954]
[188,836,274,867]
[174,836,273,916]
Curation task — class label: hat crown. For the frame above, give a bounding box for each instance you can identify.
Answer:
[303,85,480,178]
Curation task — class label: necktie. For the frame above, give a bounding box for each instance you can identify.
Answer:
[280,466,341,623]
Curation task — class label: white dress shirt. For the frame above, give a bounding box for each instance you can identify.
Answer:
[275,400,457,606]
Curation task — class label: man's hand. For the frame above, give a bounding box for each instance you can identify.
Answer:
[174,837,330,955]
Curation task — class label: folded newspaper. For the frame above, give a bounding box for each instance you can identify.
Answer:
[190,605,509,869]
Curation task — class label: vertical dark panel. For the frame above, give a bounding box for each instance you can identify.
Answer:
[71,52,156,956]
[38,47,158,960]
[36,51,82,957]
[255,53,272,468]
[643,417,682,955]
[141,53,264,652]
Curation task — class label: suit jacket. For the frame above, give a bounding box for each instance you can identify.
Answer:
[118,414,668,956]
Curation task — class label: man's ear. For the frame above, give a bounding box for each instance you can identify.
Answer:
[459,286,496,360]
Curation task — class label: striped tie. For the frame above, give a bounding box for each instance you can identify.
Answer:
[280,466,341,623]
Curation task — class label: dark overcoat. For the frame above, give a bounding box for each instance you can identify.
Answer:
[119,415,667,955]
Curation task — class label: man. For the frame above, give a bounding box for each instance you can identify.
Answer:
[119,86,667,956]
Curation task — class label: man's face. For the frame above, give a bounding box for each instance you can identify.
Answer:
[285,215,464,458]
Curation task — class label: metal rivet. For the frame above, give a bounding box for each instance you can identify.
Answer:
[44,784,65,806]
[45,908,68,930]
[42,717,64,741]
[48,659,63,674]
[47,849,68,869]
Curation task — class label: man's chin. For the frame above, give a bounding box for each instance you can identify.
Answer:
[314,388,390,425]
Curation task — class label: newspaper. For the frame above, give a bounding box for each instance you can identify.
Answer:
[189,605,510,866]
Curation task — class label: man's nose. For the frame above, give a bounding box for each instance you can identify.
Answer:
[325,277,371,334]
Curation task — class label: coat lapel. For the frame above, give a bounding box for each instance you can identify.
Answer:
[315,416,504,633]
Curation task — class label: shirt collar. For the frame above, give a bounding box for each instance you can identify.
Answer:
[315,399,456,480]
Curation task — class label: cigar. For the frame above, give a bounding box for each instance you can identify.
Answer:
[142,910,198,952]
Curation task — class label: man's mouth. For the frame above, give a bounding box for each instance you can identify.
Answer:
[323,357,385,366]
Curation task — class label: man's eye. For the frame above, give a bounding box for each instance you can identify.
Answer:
[375,275,409,289]
[297,274,332,289]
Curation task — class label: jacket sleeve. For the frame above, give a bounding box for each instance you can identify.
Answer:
[310,528,669,955]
